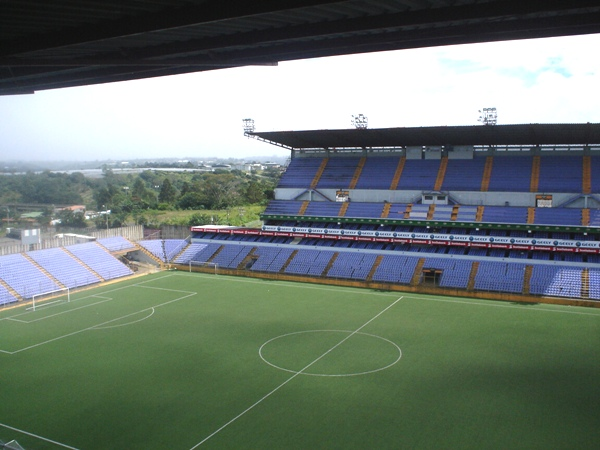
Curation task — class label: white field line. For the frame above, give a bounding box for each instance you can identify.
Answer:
[0,421,80,450]
[174,271,600,317]
[0,273,178,322]
[172,271,400,298]
[399,294,600,317]
[91,308,155,330]
[189,296,403,449]
[12,296,115,324]
[1,289,197,355]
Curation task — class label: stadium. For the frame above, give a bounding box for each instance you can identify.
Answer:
[2,1,600,449]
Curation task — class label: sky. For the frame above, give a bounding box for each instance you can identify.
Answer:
[1,33,599,162]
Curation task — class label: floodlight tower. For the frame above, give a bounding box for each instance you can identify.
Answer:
[351,114,368,129]
[243,118,255,136]
[478,107,497,125]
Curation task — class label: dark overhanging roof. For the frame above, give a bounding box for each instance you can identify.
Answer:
[248,123,600,149]
[2,1,600,95]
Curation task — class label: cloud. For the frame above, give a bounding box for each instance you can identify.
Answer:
[1,33,599,161]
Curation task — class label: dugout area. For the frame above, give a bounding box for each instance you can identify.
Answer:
[1,271,599,449]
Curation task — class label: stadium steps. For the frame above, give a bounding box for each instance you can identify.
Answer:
[522,265,533,294]
[467,261,480,291]
[310,158,329,189]
[321,252,339,276]
[427,204,435,220]
[476,206,484,222]
[279,249,299,273]
[581,269,590,299]
[480,156,494,191]
[582,208,590,226]
[583,155,591,194]
[381,202,391,218]
[366,255,384,282]
[61,247,105,282]
[389,156,406,190]
[338,202,349,217]
[136,244,164,265]
[527,207,536,224]
[404,204,412,219]
[451,204,459,220]
[410,258,426,286]
[239,248,258,270]
[172,242,191,262]
[348,157,366,189]
[21,253,67,290]
[0,278,22,302]
[298,200,310,215]
[433,156,448,191]
[205,245,224,263]
[530,155,540,192]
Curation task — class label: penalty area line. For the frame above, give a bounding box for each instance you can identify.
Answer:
[188,296,402,449]
[0,422,79,450]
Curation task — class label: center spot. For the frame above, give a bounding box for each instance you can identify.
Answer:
[259,330,401,377]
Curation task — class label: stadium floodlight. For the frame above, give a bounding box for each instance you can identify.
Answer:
[351,114,368,129]
[243,118,255,134]
[478,107,497,125]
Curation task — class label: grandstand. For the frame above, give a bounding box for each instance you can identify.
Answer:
[177,123,600,307]
[2,124,600,309]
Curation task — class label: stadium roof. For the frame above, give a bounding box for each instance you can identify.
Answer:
[2,1,600,95]
[247,123,600,150]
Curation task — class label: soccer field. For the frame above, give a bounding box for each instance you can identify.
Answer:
[1,272,599,449]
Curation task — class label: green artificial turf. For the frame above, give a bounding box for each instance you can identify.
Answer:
[1,272,599,449]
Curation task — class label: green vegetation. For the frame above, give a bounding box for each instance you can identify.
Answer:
[0,167,280,229]
[1,272,599,449]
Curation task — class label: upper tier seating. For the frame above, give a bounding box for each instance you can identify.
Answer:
[28,247,101,289]
[537,155,582,193]
[591,155,600,193]
[487,156,532,192]
[316,158,359,189]
[397,159,440,190]
[355,156,399,189]
[442,157,486,191]
[278,157,323,188]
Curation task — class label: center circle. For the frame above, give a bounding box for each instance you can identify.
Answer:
[259,330,402,377]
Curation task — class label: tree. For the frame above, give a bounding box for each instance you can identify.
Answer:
[56,209,87,228]
[158,178,177,203]
[201,173,241,209]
